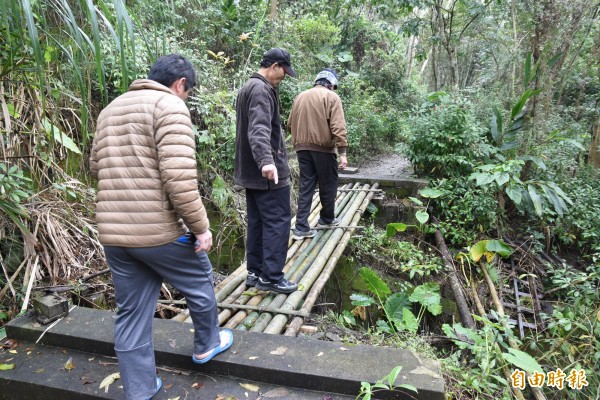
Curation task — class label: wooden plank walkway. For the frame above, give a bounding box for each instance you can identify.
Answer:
[172,182,380,335]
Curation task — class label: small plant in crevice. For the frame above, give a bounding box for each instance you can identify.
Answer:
[349,267,442,334]
[356,366,417,400]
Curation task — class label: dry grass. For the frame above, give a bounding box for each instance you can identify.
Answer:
[0,174,105,312]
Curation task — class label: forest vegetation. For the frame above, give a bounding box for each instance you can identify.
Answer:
[1,0,599,398]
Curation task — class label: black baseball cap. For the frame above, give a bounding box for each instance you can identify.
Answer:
[262,48,297,77]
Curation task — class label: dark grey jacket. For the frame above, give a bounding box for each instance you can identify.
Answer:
[234,73,290,190]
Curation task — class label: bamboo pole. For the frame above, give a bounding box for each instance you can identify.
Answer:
[285,184,378,336]
[20,256,39,314]
[249,294,288,332]
[434,230,475,329]
[264,184,371,334]
[217,284,257,325]
[480,260,547,400]
[237,184,368,333]
[470,280,527,400]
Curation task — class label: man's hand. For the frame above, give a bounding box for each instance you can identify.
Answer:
[261,164,279,185]
[194,230,213,253]
[339,155,348,170]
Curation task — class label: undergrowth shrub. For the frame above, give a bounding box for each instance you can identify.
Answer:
[405,92,486,178]
[554,167,600,252]
[430,178,499,245]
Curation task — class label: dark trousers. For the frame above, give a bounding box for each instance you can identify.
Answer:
[246,186,291,282]
[104,242,220,400]
[295,150,338,232]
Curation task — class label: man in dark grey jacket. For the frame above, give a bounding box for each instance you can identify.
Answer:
[234,48,298,294]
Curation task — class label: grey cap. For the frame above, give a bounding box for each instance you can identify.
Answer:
[314,69,339,87]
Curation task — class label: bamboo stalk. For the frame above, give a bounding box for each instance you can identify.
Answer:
[480,260,547,400]
[434,230,475,329]
[223,292,265,329]
[470,282,527,400]
[249,294,288,332]
[285,184,378,336]
[264,184,371,334]
[245,184,368,333]
[0,257,28,300]
[20,255,39,314]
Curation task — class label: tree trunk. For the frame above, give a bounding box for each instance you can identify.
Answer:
[269,0,277,21]
[591,122,600,168]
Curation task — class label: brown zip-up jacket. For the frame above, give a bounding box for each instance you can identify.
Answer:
[90,79,209,247]
[288,85,348,154]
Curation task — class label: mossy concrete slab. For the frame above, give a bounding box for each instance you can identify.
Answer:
[6,307,444,399]
[0,341,352,400]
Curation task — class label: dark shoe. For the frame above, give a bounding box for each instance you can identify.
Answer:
[256,277,298,294]
[292,228,317,240]
[246,271,259,287]
[317,217,341,228]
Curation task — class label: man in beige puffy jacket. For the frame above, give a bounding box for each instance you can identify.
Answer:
[91,54,232,400]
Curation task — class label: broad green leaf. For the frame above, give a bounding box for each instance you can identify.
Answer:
[386,223,407,238]
[336,51,352,62]
[494,172,509,187]
[415,210,429,225]
[43,118,81,154]
[511,90,529,120]
[393,308,418,333]
[486,240,513,257]
[397,384,418,393]
[350,293,375,307]
[409,283,442,315]
[376,319,393,334]
[469,240,489,262]
[518,155,546,171]
[546,182,573,205]
[408,196,423,206]
[505,185,522,205]
[541,184,566,216]
[359,268,391,298]
[527,185,543,216]
[418,188,443,198]
[403,308,419,330]
[0,363,15,370]
[471,172,495,186]
[501,348,543,374]
[384,292,412,320]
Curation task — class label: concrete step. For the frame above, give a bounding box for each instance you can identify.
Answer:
[0,341,350,400]
[2,307,445,399]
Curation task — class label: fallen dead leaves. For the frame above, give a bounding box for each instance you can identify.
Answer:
[269,346,287,356]
[0,362,15,370]
[64,356,75,371]
[99,372,120,393]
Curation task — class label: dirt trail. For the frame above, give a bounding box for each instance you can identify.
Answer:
[352,152,413,177]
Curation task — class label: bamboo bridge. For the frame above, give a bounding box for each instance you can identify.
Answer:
[4,177,446,399]
[172,182,380,335]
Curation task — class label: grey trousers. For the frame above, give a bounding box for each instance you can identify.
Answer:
[104,239,220,400]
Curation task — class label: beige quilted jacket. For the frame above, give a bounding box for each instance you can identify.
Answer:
[90,79,209,247]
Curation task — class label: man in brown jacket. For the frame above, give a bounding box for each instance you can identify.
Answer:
[288,69,348,240]
[91,54,232,400]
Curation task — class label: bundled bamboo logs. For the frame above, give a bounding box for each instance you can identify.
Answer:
[173,183,377,335]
